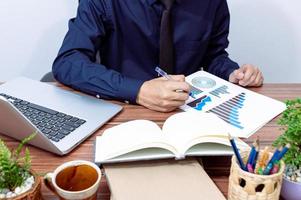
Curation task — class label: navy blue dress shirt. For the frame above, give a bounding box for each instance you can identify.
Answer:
[53,0,239,103]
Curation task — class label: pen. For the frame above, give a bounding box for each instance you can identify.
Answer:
[270,161,280,174]
[262,147,280,175]
[255,146,269,173]
[259,146,269,167]
[266,147,281,167]
[258,167,263,175]
[228,133,246,171]
[155,66,172,80]
[251,139,259,169]
[246,138,259,172]
[263,162,273,175]
[155,66,195,99]
[246,143,255,170]
[247,163,254,173]
[276,144,290,161]
[263,144,289,175]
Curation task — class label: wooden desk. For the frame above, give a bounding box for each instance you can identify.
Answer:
[1,84,301,199]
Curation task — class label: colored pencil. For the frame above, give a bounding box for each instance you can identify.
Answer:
[228,133,246,171]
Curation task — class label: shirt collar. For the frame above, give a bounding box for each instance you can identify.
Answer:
[146,0,182,6]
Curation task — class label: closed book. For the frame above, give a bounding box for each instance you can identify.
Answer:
[104,159,226,200]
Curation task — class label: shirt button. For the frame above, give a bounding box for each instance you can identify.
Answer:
[96,94,101,99]
[124,100,129,104]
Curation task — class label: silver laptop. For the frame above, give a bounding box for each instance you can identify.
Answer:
[0,77,122,155]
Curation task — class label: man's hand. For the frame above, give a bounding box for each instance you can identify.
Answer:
[136,75,190,112]
[229,64,264,87]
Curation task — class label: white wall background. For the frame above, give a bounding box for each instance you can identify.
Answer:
[227,0,301,83]
[0,0,300,83]
[0,0,78,81]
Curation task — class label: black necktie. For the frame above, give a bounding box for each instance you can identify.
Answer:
[159,0,175,74]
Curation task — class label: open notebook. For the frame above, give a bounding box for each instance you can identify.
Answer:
[95,112,249,164]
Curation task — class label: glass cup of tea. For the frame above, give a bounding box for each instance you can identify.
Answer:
[44,160,101,200]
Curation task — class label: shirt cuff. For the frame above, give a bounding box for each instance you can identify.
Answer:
[220,59,239,81]
[117,77,145,104]
[224,62,239,81]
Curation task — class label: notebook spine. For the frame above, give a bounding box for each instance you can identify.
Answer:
[175,154,186,160]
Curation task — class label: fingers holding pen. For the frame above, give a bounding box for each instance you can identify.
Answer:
[136,76,190,112]
[165,80,191,93]
[159,80,190,102]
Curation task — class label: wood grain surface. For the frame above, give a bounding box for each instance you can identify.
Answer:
[1,83,300,199]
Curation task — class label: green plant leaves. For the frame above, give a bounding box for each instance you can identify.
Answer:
[274,98,301,168]
[0,133,35,190]
[14,132,36,158]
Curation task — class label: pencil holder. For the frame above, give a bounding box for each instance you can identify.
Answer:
[228,151,285,200]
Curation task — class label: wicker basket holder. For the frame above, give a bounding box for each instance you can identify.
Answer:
[228,151,285,200]
[7,170,42,200]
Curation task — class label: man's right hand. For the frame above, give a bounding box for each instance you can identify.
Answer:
[136,75,190,112]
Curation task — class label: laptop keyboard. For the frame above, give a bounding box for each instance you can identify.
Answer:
[0,93,86,142]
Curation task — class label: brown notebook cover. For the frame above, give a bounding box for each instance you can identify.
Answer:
[104,159,226,200]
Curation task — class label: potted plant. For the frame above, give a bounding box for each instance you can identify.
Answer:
[0,133,42,199]
[273,98,301,200]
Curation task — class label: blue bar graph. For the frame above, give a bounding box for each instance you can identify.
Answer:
[208,93,246,129]
[209,85,229,98]
[188,95,212,111]
[190,86,203,98]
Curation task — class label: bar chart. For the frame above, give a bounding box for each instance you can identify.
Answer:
[187,95,212,111]
[208,93,246,129]
[209,85,230,98]
[189,86,203,98]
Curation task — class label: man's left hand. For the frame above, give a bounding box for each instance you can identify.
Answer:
[229,64,264,87]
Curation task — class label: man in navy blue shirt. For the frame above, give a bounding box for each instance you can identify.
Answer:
[53,0,263,112]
